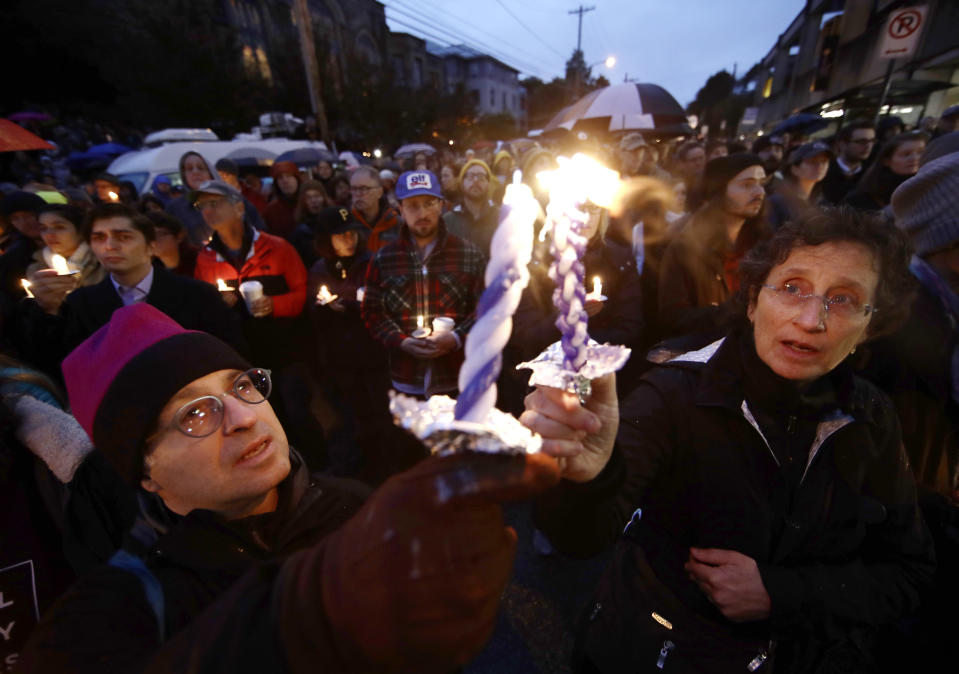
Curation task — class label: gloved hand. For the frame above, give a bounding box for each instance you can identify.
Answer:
[279,450,559,673]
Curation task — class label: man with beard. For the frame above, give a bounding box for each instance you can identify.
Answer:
[443,159,498,257]
[752,135,785,178]
[820,121,876,205]
[362,170,484,397]
[658,154,768,338]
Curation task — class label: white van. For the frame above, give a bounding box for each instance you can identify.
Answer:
[108,139,332,195]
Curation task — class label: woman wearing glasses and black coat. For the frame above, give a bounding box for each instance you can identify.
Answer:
[526,208,935,673]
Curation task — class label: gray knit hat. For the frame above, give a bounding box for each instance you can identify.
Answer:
[891,152,959,256]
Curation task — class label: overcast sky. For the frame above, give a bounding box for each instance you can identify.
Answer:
[382,0,806,106]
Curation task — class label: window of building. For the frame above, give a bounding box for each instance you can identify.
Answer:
[393,56,405,86]
[413,58,423,88]
[471,89,480,106]
[762,77,773,99]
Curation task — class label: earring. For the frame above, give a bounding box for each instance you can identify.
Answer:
[849,346,856,355]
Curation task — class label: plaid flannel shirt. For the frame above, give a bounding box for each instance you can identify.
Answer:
[362,223,484,395]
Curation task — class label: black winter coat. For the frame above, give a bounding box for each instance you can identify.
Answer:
[22,453,367,673]
[535,331,934,673]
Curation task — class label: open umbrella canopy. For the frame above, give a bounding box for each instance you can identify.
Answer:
[275,146,337,165]
[8,111,52,123]
[544,83,687,135]
[394,143,436,158]
[65,142,135,171]
[224,146,276,168]
[770,113,828,137]
[0,119,55,152]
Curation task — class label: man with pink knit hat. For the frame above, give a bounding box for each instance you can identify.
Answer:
[23,303,557,672]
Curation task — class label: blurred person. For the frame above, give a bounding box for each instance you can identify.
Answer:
[151,174,174,206]
[263,161,302,240]
[845,132,926,211]
[214,158,243,190]
[751,134,785,178]
[658,154,768,339]
[705,138,728,161]
[521,147,558,209]
[139,193,166,214]
[932,104,959,139]
[491,149,514,203]
[821,121,876,205]
[665,176,688,223]
[362,170,483,398]
[350,166,402,253]
[92,173,121,204]
[439,164,460,209]
[865,156,959,657]
[330,173,351,208]
[146,210,198,277]
[918,115,938,135]
[673,140,707,210]
[413,151,429,171]
[878,115,905,143]
[23,302,558,673]
[240,171,268,215]
[117,180,138,204]
[24,204,104,316]
[526,209,933,673]
[921,130,959,166]
[443,159,498,257]
[617,133,647,178]
[0,191,45,303]
[768,142,832,229]
[379,169,399,208]
[289,180,331,267]
[167,151,266,247]
[307,207,390,478]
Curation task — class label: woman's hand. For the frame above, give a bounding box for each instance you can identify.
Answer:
[684,548,771,622]
[520,373,619,482]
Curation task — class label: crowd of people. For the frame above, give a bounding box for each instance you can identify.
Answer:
[0,103,958,672]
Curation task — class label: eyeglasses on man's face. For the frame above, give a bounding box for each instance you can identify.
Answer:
[194,198,231,211]
[761,283,877,322]
[159,368,272,439]
[350,184,379,195]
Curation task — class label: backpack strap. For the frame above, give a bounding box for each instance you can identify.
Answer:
[108,520,165,643]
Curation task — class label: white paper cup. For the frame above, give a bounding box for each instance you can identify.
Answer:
[432,317,455,334]
[239,280,263,312]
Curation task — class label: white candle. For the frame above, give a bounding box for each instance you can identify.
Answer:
[216,278,230,291]
[412,314,431,338]
[108,191,119,202]
[455,172,538,422]
[51,254,71,276]
[21,279,34,298]
[588,276,603,300]
[316,285,337,304]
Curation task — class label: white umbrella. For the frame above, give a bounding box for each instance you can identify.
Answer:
[545,83,688,134]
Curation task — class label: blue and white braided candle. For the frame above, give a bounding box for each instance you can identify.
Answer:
[454,173,538,423]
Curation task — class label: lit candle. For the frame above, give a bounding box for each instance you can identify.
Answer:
[108,191,119,202]
[315,284,337,304]
[21,279,34,298]
[455,172,538,422]
[587,275,604,301]
[411,314,431,338]
[51,254,71,276]
[216,278,230,291]
[537,154,620,372]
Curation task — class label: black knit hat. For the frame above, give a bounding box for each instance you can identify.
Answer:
[0,190,45,216]
[317,206,362,235]
[62,304,250,486]
[703,153,764,200]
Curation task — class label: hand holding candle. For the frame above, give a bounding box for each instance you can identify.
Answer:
[216,278,231,292]
[50,254,79,276]
[21,279,34,298]
[315,284,338,305]
[412,314,431,339]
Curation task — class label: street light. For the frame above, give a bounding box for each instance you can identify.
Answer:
[589,55,616,70]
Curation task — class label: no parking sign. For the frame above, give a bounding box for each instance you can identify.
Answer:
[878,5,928,59]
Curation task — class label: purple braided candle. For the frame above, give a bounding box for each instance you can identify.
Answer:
[548,212,590,372]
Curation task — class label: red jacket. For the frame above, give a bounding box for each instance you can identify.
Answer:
[195,229,307,318]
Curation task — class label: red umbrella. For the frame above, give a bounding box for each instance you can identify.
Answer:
[0,119,54,152]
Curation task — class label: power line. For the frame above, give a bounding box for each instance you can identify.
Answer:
[382,3,556,78]
[493,0,567,59]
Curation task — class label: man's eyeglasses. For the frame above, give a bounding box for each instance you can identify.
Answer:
[762,283,877,322]
[159,368,272,439]
[463,171,489,182]
[350,185,379,194]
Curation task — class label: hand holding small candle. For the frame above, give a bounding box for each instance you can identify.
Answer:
[21,279,34,298]
[315,284,338,305]
[586,275,605,302]
[50,254,79,276]
[216,278,231,292]
[411,314,432,339]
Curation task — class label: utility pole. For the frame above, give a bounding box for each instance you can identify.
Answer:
[293,0,329,142]
[568,5,595,52]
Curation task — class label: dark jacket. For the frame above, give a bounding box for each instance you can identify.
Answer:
[535,331,934,673]
[19,263,246,379]
[22,452,368,673]
[442,200,499,258]
[820,158,865,205]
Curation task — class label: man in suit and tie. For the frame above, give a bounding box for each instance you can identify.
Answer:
[20,203,244,378]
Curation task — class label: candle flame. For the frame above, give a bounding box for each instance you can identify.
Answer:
[216,278,230,291]
[536,153,621,210]
[108,191,119,202]
[21,279,34,298]
[51,254,70,275]
[417,315,424,329]
[592,276,603,297]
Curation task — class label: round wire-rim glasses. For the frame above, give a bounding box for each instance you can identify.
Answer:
[761,283,877,322]
[165,368,272,439]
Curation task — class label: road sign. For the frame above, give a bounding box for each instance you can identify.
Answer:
[878,6,927,59]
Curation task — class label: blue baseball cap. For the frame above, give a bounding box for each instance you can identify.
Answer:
[395,170,443,201]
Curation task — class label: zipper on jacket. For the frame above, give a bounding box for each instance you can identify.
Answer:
[747,640,774,671]
[739,400,780,467]
[656,640,675,669]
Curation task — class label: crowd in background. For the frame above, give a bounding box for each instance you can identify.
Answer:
[1,103,958,671]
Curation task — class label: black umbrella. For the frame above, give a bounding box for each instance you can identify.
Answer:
[275,147,337,165]
[770,113,828,137]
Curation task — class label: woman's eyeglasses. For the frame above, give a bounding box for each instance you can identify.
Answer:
[762,283,877,322]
